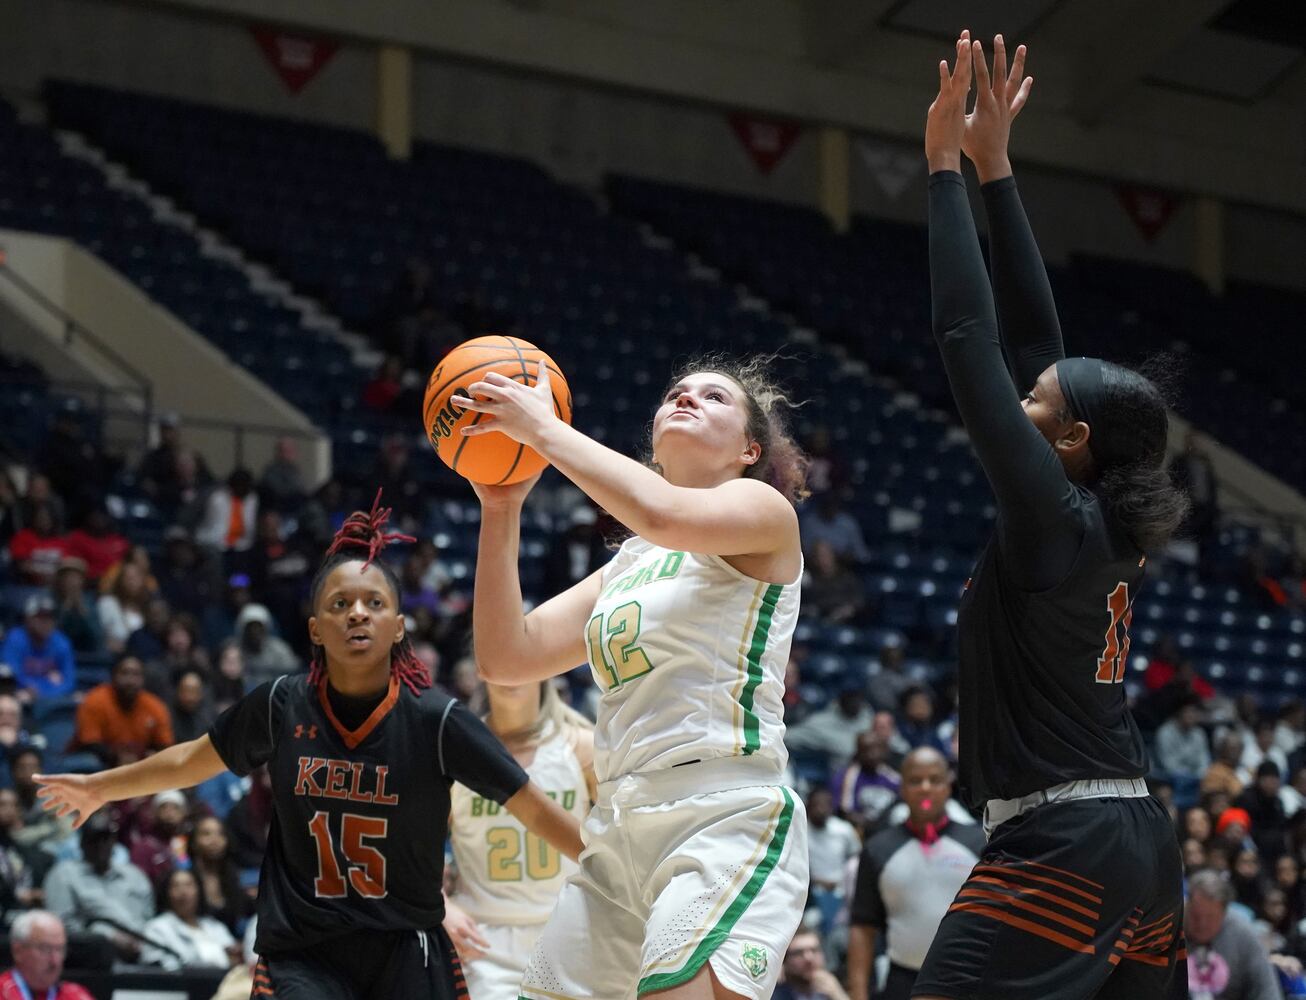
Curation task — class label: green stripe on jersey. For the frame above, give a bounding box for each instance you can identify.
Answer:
[636,788,796,995]
[740,583,782,756]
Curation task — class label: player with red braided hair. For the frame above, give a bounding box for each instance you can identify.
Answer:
[35,491,583,1000]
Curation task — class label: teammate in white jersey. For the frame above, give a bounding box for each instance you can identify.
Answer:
[452,355,811,1000]
[443,679,595,1000]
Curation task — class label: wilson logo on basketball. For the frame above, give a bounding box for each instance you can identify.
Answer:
[427,388,470,443]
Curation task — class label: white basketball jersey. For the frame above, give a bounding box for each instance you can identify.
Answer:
[585,537,800,783]
[450,721,589,924]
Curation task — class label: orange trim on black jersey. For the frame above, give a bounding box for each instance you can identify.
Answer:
[318,675,401,749]
[1017,859,1106,891]
[971,864,1103,905]
[1121,951,1171,968]
[957,887,1096,937]
[968,875,1101,920]
[947,901,1096,954]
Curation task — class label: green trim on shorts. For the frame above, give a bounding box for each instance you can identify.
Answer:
[739,583,782,756]
[635,787,795,995]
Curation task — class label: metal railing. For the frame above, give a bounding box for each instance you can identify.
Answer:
[0,249,153,416]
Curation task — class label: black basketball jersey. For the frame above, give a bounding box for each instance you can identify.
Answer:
[208,673,528,954]
[955,488,1149,807]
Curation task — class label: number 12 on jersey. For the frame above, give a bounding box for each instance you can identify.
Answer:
[587,601,654,689]
[1095,582,1134,685]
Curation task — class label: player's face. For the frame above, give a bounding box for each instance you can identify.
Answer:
[652,372,759,475]
[1022,366,1072,444]
[309,562,405,671]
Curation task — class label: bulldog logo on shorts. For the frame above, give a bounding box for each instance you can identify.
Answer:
[740,944,768,979]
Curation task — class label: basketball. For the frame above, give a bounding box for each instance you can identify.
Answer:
[422,335,572,485]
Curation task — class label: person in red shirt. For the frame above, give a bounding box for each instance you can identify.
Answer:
[8,505,68,586]
[71,654,174,766]
[0,910,94,1000]
[63,508,129,584]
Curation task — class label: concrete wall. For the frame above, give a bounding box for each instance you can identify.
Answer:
[0,229,330,483]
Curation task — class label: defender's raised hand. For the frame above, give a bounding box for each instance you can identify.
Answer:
[926,30,975,174]
[962,35,1033,183]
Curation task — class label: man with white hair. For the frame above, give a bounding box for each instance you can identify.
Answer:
[1,910,93,999]
[1186,869,1278,1000]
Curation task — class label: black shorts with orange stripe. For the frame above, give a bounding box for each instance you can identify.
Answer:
[251,927,467,1000]
[913,795,1186,1000]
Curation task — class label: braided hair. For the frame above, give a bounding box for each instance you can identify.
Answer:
[307,490,430,696]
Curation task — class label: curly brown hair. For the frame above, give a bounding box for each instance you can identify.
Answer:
[652,353,810,506]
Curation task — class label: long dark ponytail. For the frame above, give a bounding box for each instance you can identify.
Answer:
[1092,361,1190,553]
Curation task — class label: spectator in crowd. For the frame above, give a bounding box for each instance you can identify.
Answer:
[187,817,248,933]
[0,788,52,920]
[125,598,172,665]
[8,504,67,586]
[773,929,849,1000]
[847,747,985,1000]
[155,527,219,618]
[786,678,875,769]
[258,436,307,514]
[1185,869,1280,1000]
[361,355,406,414]
[369,435,424,530]
[194,468,258,555]
[1204,734,1248,799]
[895,686,947,755]
[1231,848,1266,911]
[870,710,910,769]
[831,731,902,832]
[0,694,34,755]
[128,791,187,886]
[2,596,76,703]
[0,910,93,1000]
[44,814,154,963]
[138,415,211,509]
[1183,837,1208,873]
[297,479,348,549]
[247,510,309,636]
[200,574,252,653]
[1183,805,1214,845]
[8,748,73,855]
[169,667,214,745]
[209,641,248,713]
[1273,854,1306,925]
[803,541,867,624]
[232,604,297,687]
[141,868,238,971]
[799,490,869,564]
[868,640,913,716]
[1216,807,1256,856]
[1276,701,1305,760]
[0,471,22,548]
[143,614,208,699]
[51,556,102,655]
[1156,697,1212,779]
[1238,762,1290,860]
[40,405,101,520]
[226,767,271,871]
[63,508,128,585]
[96,562,149,655]
[1240,719,1289,785]
[71,654,174,765]
[541,504,608,597]
[18,476,66,535]
[806,787,861,948]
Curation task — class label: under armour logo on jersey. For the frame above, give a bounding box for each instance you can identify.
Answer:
[295,724,318,739]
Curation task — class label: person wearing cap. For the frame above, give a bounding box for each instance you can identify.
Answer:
[233,604,297,688]
[847,748,985,1000]
[43,814,154,962]
[1215,807,1255,852]
[51,556,103,654]
[0,910,94,1000]
[71,654,174,765]
[1,597,76,703]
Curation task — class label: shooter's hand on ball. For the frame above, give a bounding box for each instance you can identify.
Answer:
[453,360,560,450]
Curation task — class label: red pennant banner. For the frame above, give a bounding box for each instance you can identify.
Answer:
[250,26,339,94]
[1116,185,1181,243]
[728,113,802,175]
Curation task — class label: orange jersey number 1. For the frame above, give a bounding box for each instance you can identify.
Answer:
[1095,582,1133,685]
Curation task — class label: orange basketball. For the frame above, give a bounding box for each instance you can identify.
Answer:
[422,335,572,485]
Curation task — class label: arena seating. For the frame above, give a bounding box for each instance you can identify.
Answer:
[4,80,1300,713]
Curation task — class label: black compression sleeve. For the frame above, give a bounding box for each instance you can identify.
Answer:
[981,176,1065,393]
[929,171,1080,588]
